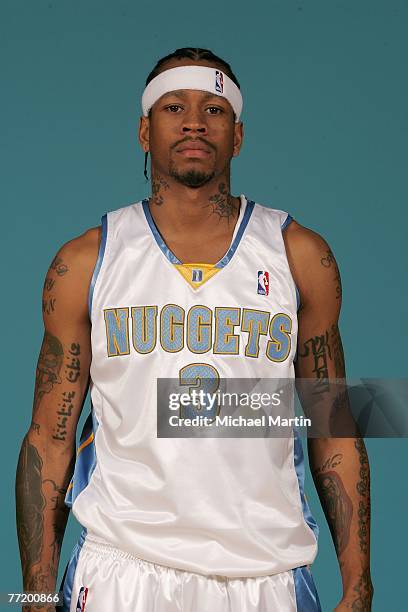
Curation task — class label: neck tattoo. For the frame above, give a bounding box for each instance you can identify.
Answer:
[150,174,170,206]
[208,183,239,222]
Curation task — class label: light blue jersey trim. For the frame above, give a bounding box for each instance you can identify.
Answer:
[293,427,319,540]
[64,405,99,509]
[215,199,255,268]
[281,212,293,232]
[295,285,301,312]
[281,213,301,313]
[88,214,108,319]
[292,430,321,610]
[59,527,87,611]
[142,199,182,264]
[142,197,255,269]
[292,565,322,611]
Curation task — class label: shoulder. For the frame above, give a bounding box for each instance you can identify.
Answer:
[249,200,332,257]
[50,226,102,276]
[42,226,101,323]
[282,218,342,310]
[54,200,143,271]
[283,218,331,260]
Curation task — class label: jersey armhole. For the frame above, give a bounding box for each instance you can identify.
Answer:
[88,213,108,321]
[281,213,301,313]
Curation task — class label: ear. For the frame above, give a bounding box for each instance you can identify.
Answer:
[232,121,244,157]
[138,115,150,152]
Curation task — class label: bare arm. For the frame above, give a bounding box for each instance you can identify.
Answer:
[284,221,373,611]
[15,228,100,611]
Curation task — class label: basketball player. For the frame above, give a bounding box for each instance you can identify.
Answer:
[16,48,373,611]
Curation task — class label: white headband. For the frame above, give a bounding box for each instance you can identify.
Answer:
[141,65,243,123]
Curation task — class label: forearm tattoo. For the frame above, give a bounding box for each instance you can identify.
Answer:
[315,469,353,556]
[350,567,373,611]
[312,453,343,475]
[34,333,63,415]
[16,438,46,572]
[16,437,70,602]
[298,330,332,392]
[355,438,370,555]
[65,342,81,383]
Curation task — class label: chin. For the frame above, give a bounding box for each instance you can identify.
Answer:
[169,164,216,188]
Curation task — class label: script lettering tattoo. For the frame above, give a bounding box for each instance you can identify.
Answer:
[34,333,63,414]
[43,271,57,315]
[313,453,343,476]
[65,342,81,383]
[320,248,341,299]
[150,173,170,206]
[50,255,68,276]
[42,297,56,315]
[315,470,353,556]
[52,390,76,442]
[355,438,370,555]
[208,183,238,222]
[43,277,55,292]
[298,330,332,392]
[16,438,46,575]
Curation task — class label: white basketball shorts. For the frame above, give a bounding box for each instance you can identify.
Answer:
[58,529,322,612]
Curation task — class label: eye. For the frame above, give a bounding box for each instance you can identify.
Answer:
[165,104,183,113]
[206,106,223,115]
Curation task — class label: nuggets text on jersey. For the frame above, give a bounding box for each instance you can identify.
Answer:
[103,305,292,361]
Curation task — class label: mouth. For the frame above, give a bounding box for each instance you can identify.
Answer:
[177,149,211,158]
[175,140,212,159]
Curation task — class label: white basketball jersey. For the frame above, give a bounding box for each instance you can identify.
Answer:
[65,194,319,578]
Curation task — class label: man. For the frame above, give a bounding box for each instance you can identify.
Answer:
[16,47,373,611]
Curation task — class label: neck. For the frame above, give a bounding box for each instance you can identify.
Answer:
[148,169,241,232]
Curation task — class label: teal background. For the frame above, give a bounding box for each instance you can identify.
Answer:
[1,1,406,609]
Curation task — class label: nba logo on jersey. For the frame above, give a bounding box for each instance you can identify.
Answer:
[192,268,203,283]
[76,587,88,612]
[257,271,269,296]
[215,70,224,93]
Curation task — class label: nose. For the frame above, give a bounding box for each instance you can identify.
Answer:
[181,107,208,135]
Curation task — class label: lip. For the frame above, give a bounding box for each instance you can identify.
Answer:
[177,149,211,158]
[177,141,211,151]
[176,140,212,156]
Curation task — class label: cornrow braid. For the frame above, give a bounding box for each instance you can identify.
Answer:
[145,47,240,88]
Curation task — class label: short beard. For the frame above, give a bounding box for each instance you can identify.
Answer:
[169,164,215,188]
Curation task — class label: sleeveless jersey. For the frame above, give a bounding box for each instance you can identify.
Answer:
[65,194,319,578]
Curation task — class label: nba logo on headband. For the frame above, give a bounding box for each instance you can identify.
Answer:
[215,70,224,94]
